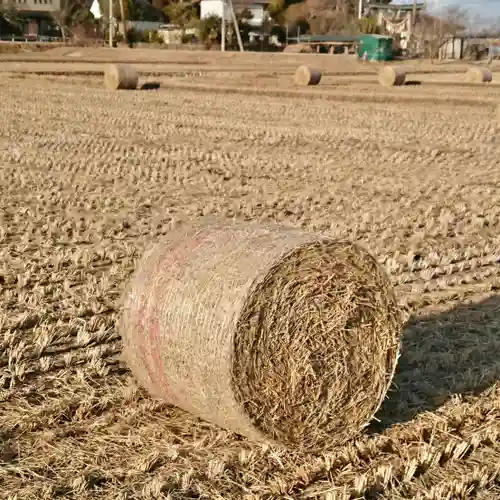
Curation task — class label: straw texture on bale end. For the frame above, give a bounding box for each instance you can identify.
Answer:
[294,65,322,86]
[104,64,139,90]
[465,67,492,83]
[119,221,403,452]
[378,66,406,87]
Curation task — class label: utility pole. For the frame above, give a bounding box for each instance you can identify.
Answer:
[109,0,114,47]
[358,0,363,19]
[228,0,244,52]
[221,0,226,51]
[407,0,417,56]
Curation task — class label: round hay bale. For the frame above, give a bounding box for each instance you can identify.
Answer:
[465,66,492,83]
[378,66,406,87]
[104,63,138,90]
[119,221,403,452]
[294,65,322,86]
[284,43,313,54]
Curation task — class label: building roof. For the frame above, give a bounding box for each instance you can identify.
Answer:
[195,0,270,4]
[360,34,392,39]
[366,2,425,11]
[293,35,361,43]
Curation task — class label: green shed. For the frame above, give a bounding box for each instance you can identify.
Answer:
[358,35,393,61]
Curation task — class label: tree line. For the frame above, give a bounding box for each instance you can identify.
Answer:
[0,0,475,53]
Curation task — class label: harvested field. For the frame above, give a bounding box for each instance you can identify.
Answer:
[1,49,500,499]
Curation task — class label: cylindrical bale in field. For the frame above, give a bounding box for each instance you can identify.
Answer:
[119,221,403,452]
[294,65,322,86]
[378,66,406,87]
[104,64,139,90]
[465,66,492,83]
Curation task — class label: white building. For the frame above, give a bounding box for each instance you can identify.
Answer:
[200,0,269,28]
[0,0,60,13]
[0,0,61,38]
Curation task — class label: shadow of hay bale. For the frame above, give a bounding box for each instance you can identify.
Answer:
[140,82,161,90]
[370,294,500,433]
[404,80,422,86]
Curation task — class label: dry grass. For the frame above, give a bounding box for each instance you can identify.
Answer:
[1,50,500,499]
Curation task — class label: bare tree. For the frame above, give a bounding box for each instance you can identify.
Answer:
[118,0,127,36]
[415,5,467,61]
[284,0,357,35]
[52,0,89,42]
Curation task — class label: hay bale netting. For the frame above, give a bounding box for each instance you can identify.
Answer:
[104,63,138,90]
[294,65,322,86]
[119,221,403,452]
[465,67,492,83]
[378,66,406,87]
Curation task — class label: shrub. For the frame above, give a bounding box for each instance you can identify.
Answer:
[126,28,139,48]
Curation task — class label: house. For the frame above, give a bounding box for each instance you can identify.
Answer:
[199,0,270,28]
[0,0,61,37]
[157,22,197,43]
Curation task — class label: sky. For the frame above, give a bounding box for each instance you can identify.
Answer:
[388,0,500,28]
[426,0,500,27]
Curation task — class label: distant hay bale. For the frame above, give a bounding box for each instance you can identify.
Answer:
[378,66,406,87]
[294,65,322,86]
[284,43,313,54]
[104,64,138,90]
[465,67,492,83]
[119,221,403,452]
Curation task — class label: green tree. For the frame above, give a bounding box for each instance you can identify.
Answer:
[164,0,197,38]
[197,14,220,48]
[0,1,24,36]
[127,0,165,22]
[230,8,253,46]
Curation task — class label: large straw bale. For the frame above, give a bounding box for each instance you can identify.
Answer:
[378,66,406,87]
[294,65,322,86]
[465,66,492,83]
[104,63,139,90]
[119,221,403,452]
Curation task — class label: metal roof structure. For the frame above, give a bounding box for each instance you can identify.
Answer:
[366,2,425,11]
[360,34,392,39]
[290,35,362,43]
